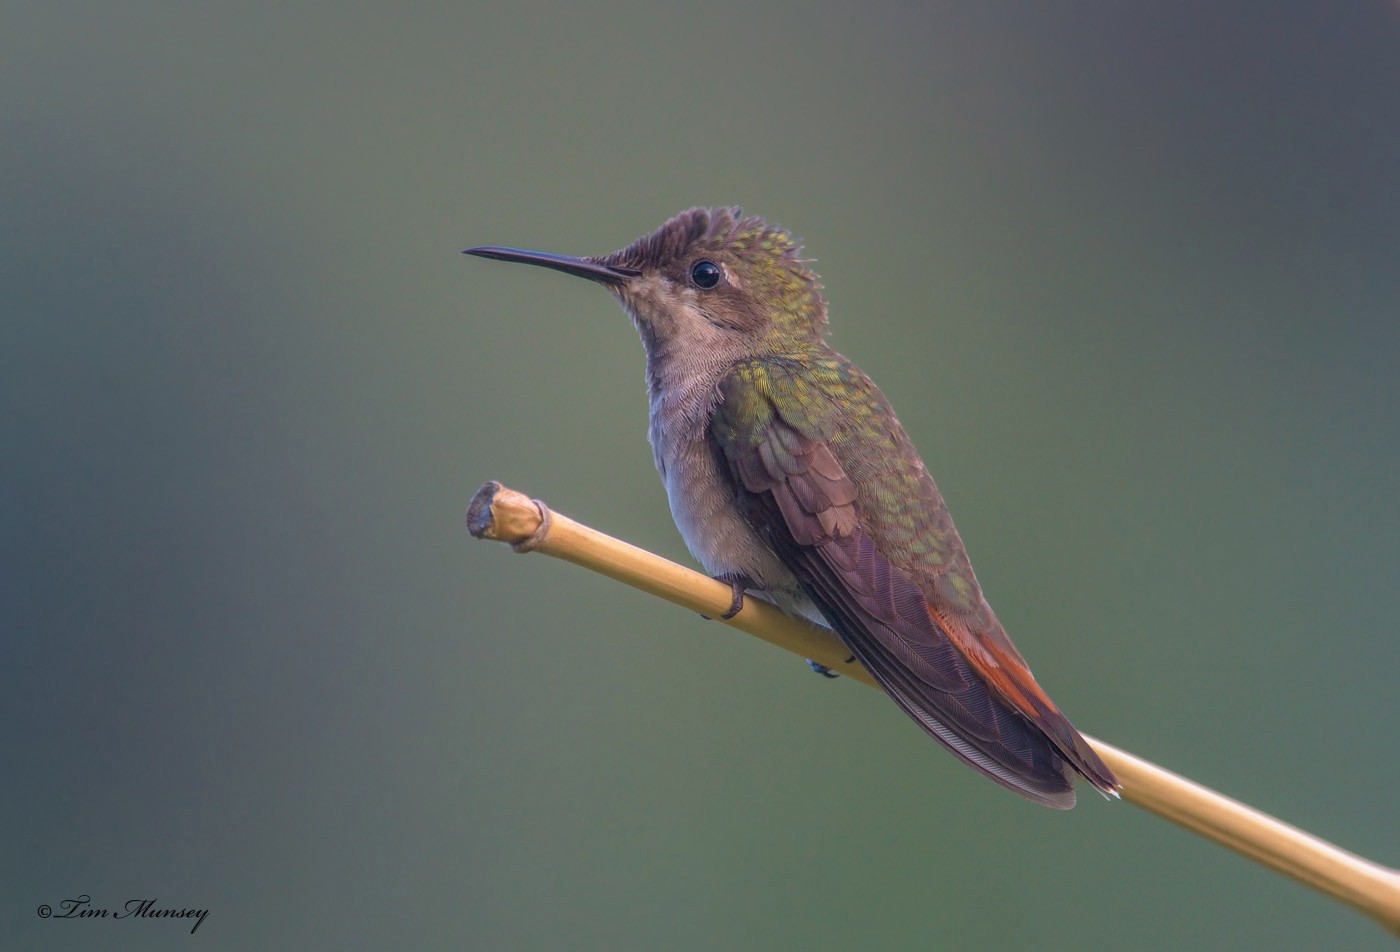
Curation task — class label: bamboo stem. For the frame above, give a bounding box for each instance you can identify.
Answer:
[467,480,1400,937]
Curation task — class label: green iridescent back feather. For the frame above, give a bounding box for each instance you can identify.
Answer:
[711,351,995,626]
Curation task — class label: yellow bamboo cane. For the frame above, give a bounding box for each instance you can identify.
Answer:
[468,480,1400,938]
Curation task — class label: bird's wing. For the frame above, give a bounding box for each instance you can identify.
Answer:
[711,359,1117,807]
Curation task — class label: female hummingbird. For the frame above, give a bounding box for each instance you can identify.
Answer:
[466,208,1119,808]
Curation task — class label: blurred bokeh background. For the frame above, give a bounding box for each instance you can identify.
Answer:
[5,3,1398,949]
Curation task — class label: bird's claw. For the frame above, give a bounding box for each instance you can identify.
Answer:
[807,659,840,679]
[699,573,752,621]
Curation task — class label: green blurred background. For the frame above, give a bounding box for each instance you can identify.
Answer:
[5,3,1398,949]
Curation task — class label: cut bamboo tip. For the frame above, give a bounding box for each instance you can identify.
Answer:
[467,479,1400,938]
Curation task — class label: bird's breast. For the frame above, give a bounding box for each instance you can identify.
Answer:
[648,403,799,599]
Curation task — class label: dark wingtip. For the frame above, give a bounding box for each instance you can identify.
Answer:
[1034,713,1121,800]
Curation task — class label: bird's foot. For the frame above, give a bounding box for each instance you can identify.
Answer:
[699,573,754,620]
[807,659,840,679]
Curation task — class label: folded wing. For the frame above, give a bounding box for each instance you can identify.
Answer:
[711,359,1119,807]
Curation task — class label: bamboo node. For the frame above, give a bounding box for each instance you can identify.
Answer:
[512,498,553,553]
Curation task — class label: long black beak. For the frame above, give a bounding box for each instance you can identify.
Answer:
[462,246,640,286]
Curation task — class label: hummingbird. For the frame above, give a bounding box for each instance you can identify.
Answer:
[465,207,1120,808]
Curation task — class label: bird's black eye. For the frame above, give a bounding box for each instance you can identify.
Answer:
[690,260,722,290]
